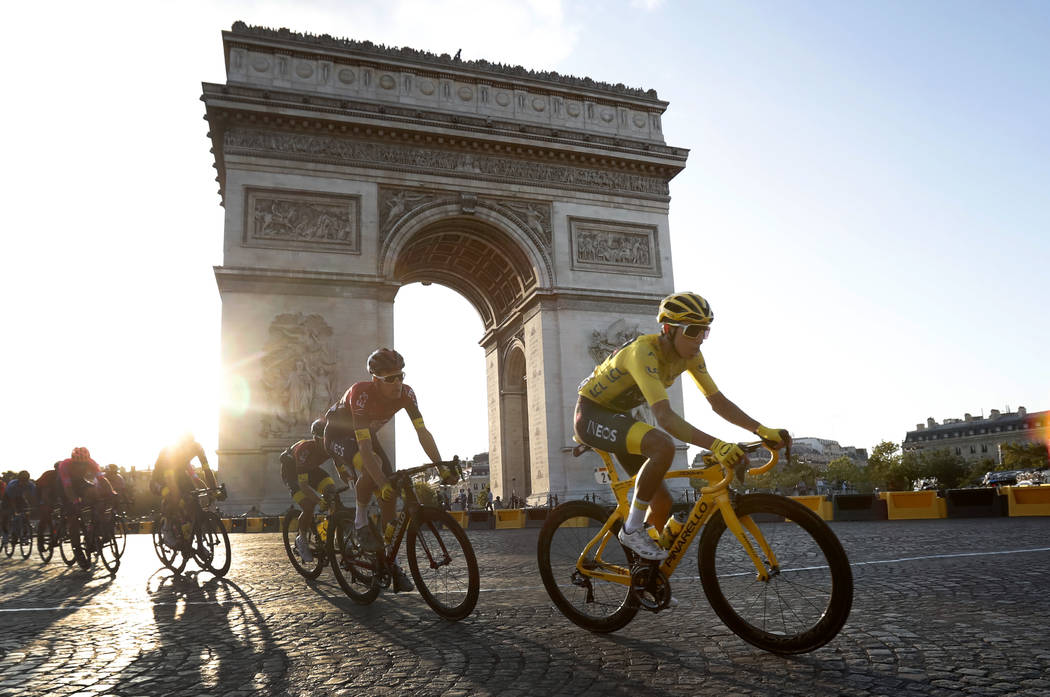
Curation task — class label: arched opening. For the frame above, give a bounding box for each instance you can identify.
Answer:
[389,215,542,504]
[502,342,530,504]
[392,282,487,469]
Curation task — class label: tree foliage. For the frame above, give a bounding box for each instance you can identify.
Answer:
[1000,442,1050,470]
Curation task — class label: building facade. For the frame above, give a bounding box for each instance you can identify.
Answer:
[902,407,1049,464]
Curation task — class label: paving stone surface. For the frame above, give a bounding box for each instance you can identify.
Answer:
[1,517,1049,696]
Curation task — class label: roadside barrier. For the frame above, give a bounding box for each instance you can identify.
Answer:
[467,510,495,530]
[495,509,526,529]
[524,508,549,528]
[1001,485,1050,517]
[881,490,946,520]
[944,488,1004,518]
[832,493,888,521]
[126,488,1043,535]
[789,495,833,521]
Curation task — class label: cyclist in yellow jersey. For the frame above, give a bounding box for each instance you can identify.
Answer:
[575,292,791,561]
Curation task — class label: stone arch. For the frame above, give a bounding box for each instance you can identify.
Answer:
[204,24,687,511]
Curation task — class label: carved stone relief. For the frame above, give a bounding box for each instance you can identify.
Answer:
[378,186,553,248]
[588,318,642,365]
[225,128,669,197]
[259,313,338,438]
[569,218,659,276]
[244,189,361,253]
[586,319,655,426]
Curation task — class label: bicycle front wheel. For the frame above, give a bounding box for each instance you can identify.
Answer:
[195,513,231,577]
[536,501,638,633]
[406,507,479,621]
[282,511,325,579]
[19,520,34,560]
[58,520,77,567]
[97,516,121,574]
[37,520,55,564]
[113,518,128,558]
[327,512,380,604]
[698,493,853,655]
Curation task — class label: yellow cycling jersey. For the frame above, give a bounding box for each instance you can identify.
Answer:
[577,333,719,412]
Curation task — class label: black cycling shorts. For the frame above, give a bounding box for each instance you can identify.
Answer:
[574,397,649,476]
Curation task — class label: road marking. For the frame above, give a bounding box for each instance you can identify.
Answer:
[4,546,1050,612]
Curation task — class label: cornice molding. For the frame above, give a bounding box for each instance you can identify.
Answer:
[227,21,662,102]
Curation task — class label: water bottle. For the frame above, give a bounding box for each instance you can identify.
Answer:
[316,518,329,543]
[659,513,685,549]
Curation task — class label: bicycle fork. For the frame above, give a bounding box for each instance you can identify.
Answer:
[712,492,779,582]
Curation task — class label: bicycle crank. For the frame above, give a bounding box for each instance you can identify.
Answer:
[629,562,671,612]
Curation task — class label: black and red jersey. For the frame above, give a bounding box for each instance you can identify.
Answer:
[331,381,422,433]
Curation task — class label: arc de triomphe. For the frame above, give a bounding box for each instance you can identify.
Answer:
[202,23,690,510]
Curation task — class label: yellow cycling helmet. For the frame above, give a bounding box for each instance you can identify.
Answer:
[658,292,713,326]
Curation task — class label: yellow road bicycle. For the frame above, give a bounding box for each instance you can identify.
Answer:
[537,442,853,654]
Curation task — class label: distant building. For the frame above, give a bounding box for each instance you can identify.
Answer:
[902,406,1049,464]
[791,438,868,468]
[690,437,867,470]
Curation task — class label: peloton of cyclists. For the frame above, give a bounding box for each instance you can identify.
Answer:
[321,348,445,593]
[279,415,352,563]
[574,291,791,561]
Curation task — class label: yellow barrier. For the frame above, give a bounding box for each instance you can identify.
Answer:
[1002,486,1050,517]
[139,520,153,534]
[494,509,526,529]
[880,490,946,520]
[789,495,834,521]
[562,516,591,528]
[246,517,264,532]
[449,511,469,528]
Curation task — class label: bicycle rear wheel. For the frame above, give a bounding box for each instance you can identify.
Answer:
[152,515,189,575]
[2,527,13,558]
[698,493,853,655]
[282,511,325,579]
[406,507,479,621]
[327,511,380,604]
[536,501,638,633]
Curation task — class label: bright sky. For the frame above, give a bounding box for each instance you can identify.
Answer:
[3,1,1047,477]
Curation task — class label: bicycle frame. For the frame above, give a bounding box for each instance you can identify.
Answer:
[577,442,781,586]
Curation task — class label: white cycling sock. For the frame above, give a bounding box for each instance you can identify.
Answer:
[624,496,649,534]
[355,506,369,530]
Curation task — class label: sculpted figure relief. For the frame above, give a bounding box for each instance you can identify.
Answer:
[251,195,356,245]
[577,229,651,267]
[259,313,338,437]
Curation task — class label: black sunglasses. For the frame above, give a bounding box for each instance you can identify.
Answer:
[373,371,405,383]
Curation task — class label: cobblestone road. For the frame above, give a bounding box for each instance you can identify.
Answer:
[1,517,1049,696]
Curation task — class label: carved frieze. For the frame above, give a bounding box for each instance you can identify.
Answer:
[570,218,660,276]
[259,313,338,439]
[244,188,361,254]
[378,186,553,249]
[225,128,668,197]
